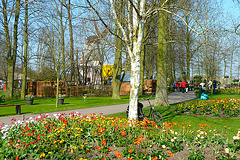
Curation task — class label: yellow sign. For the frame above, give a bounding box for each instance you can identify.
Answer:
[102,65,113,78]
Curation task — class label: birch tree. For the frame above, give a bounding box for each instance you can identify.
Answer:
[87,0,146,120]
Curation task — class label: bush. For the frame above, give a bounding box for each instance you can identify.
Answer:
[0,95,5,103]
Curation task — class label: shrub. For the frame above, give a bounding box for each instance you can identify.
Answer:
[0,95,5,103]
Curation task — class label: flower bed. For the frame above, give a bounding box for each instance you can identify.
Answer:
[0,113,240,159]
[177,98,240,117]
[217,88,240,95]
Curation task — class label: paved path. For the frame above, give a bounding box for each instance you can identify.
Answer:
[0,91,197,125]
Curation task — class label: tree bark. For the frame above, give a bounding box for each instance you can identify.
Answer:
[3,0,20,99]
[154,7,169,107]
[112,0,124,99]
[139,44,145,96]
[67,0,74,81]
[186,16,191,81]
[128,0,146,120]
[60,1,66,81]
[21,3,28,100]
[112,20,123,99]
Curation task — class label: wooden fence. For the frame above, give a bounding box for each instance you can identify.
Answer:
[27,80,157,97]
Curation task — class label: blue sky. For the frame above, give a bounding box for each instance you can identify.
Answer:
[220,0,240,28]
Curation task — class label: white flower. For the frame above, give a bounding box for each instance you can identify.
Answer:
[225,148,230,153]
[171,139,174,142]
[162,145,166,148]
[233,136,240,140]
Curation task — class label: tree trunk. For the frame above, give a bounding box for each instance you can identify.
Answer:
[112,15,123,99]
[2,0,12,98]
[56,71,59,108]
[186,22,191,81]
[128,0,146,120]
[112,47,122,99]
[67,0,74,81]
[4,0,20,99]
[230,51,233,82]
[21,3,28,100]
[154,8,169,107]
[60,2,66,81]
[6,61,14,98]
[139,44,145,95]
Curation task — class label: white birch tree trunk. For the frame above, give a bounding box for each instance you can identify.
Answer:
[109,0,145,120]
[128,0,145,120]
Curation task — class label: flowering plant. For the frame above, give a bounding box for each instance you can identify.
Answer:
[58,94,66,98]
[177,97,240,117]
[0,113,240,159]
[217,88,240,95]
[25,94,34,99]
[83,96,87,101]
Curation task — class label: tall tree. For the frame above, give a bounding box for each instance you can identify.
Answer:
[21,3,29,100]
[66,0,74,81]
[112,0,124,99]
[87,0,146,119]
[2,0,21,99]
[154,0,169,107]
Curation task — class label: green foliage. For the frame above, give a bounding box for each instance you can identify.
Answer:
[188,147,205,160]
[0,95,5,103]
[217,88,240,95]
[13,92,20,100]
[25,95,34,99]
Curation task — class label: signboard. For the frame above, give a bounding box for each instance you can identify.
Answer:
[102,65,113,78]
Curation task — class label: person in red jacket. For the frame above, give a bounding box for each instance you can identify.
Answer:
[181,81,187,93]
[176,81,180,92]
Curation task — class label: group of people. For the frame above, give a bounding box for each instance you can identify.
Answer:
[199,79,218,94]
[199,79,218,100]
[172,78,218,96]
[172,81,190,93]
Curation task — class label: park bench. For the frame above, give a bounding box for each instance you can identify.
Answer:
[0,104,25,115]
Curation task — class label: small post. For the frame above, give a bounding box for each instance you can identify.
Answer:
[16,105,21,115]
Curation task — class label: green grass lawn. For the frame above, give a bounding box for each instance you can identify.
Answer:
[0,94,155,117]
[108,94,240,140]
[0,96,131,116]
